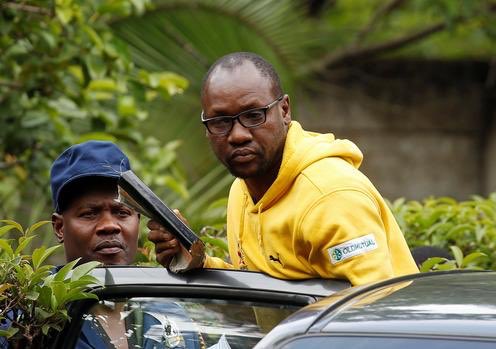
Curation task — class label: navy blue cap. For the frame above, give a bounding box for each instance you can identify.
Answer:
[50,141,131,212]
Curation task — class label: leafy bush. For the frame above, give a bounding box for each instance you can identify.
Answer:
[0,220,101,348]
[390,193,496,270]
[0,0,188,228]
[0,1,232,264]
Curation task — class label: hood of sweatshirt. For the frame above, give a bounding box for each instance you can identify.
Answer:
[238,121,363,212]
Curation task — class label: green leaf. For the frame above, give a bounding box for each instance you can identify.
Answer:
[34,306,53,321]
[436,260,458,271]
[50,293,58,311]
[29,266,53,286]
[51,281,67,309]
[419,257,448,272]
[32,245,61,270]
[475,226,487,243]
[462,252,488,268]
[26,290,40,301]
[0,326,19,338]
[0,225,17,237]
[76,132,117,143]
[0,239,14,257]
[63,290,99,303]
[25,220,51,236]
[21,262,34,280]
[21,110,50,128]
[82,25,104,50]
[71,261,101,282]
[15,235,37,254]
[53,259,79,282]
[85,54,107,79]
[0,220,23,234]
[42,324,52,336]
[87,79,118,92]
[68,65,84,84]
[450,245,464,267]
[55,0,75,25]
[37,287,52,309]
[446,224,473,240]
[66,275,102,288]
[201,236,228,252]
[118,95,137,116]
[153,72,189,97]
[40,31,57,49]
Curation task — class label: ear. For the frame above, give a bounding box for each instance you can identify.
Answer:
[52,213,65,243]
[281,94,292,126]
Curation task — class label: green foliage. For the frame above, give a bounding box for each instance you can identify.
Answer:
[418,247,488,272]
[0,0,231,261]
[390,193,496,271]
[0,0,188,226]
[0,220,101,347]
[317,0,496,67]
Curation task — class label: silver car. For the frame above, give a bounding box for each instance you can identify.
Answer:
[255,270,496,349]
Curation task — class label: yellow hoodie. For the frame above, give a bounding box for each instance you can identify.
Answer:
[204,121,418,285]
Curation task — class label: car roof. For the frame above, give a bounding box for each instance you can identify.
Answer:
[51,267,350,349]
[255,270,496,348]
[89,266,350,299]
[316,270,496,338]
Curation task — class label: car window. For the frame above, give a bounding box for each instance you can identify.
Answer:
[281,335,496,349]
[76,296,298,349]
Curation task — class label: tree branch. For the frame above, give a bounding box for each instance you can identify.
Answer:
[1,2,51,16]
[354,0,408,44]
[1,2,51,15]
[0,80,22,89]
[303,20,448,75]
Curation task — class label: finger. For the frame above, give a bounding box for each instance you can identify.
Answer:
[154,240,180,254]
[147,219,167,231]
[156,244,181,267]
[148,230,176,243]
[156,252,174,268]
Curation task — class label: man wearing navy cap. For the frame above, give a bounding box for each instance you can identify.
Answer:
[49,141,201,349]
[50,140,139,266]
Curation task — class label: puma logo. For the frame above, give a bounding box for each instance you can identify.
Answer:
[269,254,282,265]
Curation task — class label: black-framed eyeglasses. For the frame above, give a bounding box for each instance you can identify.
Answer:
[201,95,284,135]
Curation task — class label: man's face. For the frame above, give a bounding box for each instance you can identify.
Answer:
[201,62,291,180]
[52,188,139,265]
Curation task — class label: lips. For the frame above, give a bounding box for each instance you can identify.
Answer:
[94,240,125,255]
[230,148,257,163]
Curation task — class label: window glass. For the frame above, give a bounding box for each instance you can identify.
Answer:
[76,297,298,349]
[282,335,496,349]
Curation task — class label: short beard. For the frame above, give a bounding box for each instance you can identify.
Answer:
[226,158,269,179]
[226,147,283,181]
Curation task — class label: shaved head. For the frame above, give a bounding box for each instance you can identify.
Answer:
[201,52,283,99]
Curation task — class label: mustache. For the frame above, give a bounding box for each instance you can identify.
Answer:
[94,240,125,251]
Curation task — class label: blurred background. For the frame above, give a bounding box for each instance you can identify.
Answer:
[1,0,495,257]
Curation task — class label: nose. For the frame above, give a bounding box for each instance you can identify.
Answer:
[228,119,253,145]
[95,211,121,235]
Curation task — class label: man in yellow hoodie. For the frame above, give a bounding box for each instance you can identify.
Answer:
[149,52,418,286]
